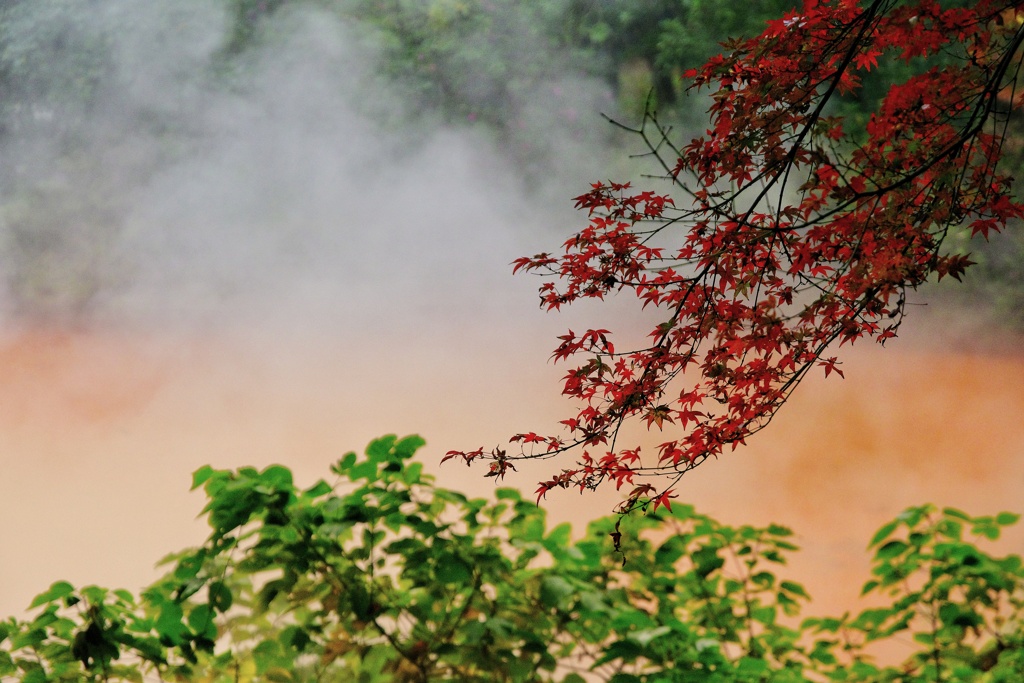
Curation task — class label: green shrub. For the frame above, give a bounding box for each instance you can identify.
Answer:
[2,436,1022,681]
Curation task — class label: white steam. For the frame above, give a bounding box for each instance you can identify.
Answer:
[0,1,616,334]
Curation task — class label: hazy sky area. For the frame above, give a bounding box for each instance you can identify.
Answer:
[1,1,1022,629]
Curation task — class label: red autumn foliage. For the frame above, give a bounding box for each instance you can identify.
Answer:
[445,0,1024,514]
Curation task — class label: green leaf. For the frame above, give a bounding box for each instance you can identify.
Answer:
[485,617,515,640]
[265,667,294,682]
[996,511,1020,526]
[515,513,546,543]
[174,550,206,582]
[366,435,397,464]
[539,576,574,609]
[851,607,897,631]
[208,582,232,613]
[805,617,844,632]
[348,460,378,482]
[175,577,204,602]
[331,451,357,475]
[750,606,776,625]
[279,625,311,652]
[253,639,285,674]
[736,656,769,675]
[260,465,293,489]
[303,480,332,497]
[609,674,642,683]
[937,602,983,630]
[596,640,642,666]
[155,602,187,644]
[543,522,572,553]
[578,590,607,614]
[780,580,809,598]
[809,642,838,665]
[22,668,47,683]
[629,625,670,646]
[351,583,374,622]
[191,465,215,490]
[655,536,687,565]
[394,434,426,459]
[81,585,107,604]
[875,540,908,559]
[187,604,215,638]
[29,581,75,609]
[402,462,424,484]
[695,637,721,652]
[942,507,971,521]
[692,546,724,578]
[257,579,291,612]
[868,520,901,548]
[587,20,611,44]
[936,519,963,540]
[435,554,472,585]
[11,628,47,649]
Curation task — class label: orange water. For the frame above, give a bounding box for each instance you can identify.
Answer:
[1,322,1021,628]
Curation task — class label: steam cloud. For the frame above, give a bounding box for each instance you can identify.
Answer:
[0,1,628,615]
[0,1,617,337]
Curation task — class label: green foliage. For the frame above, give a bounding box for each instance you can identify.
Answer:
[336,0,804,123]
[222,0,290,56]
[209,0,806,131]
[807,505,1024,682]
[652,0,800,102]
[2,437,1022,681]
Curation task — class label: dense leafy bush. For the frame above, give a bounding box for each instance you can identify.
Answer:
[2,436,1021,681]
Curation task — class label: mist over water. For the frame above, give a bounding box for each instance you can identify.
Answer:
[0,0,623,614]
[0,1,614,333]
[1,1,1022,627]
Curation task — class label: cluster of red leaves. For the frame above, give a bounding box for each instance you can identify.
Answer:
[445,0,1024,514]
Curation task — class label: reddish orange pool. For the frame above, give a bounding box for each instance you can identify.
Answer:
[1,320,1022,625]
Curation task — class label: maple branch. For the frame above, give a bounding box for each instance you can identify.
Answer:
[446,0,1024,516]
